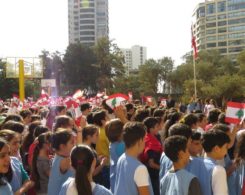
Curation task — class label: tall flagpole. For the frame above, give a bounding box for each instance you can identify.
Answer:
[193,55,197,99]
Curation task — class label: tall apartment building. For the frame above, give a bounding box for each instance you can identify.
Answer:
[192,0,245,59]
[68,0,109,46]
[121,45,147,74]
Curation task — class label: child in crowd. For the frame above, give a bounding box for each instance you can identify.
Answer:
[0,130,34,194]
[114,122,154,195]
[0,138,13,194]
[82,125,107,185]
[47,129,75,195]
[195,113,207,134]
[105,119,125,193]
[32,132,52,195]
[160,135,202,195]
[59,145,112,195]
[228,132,245,195]
[93,110,110,188]
[189,132,203,157]
[159,123,192,179]
[142,117,162,195]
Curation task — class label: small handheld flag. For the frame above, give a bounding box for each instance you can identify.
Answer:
[225,102,245,124]
[105,93,129,109]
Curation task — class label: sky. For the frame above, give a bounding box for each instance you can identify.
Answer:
[0,0,203,66]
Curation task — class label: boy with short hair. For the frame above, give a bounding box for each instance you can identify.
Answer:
[160,135,202,195]
[114,122,154,195]
[189,131,203,157]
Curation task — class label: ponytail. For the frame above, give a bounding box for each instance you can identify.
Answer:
[71,145,95,195]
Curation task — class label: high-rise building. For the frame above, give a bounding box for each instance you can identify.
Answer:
[68,0,109,46]
[192,0,245,59]
[121,45,147,74]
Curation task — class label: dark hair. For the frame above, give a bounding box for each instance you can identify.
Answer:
[212,124,230,133]
[143,117,158,133]
[202,130,230,153]
[1,120,24,134]
[153,109,165,118]
[34,125,49,138]
[163,112,182,139]
[235,132,245,165]
[53,115,72,132]
[55,105,66,115]
[86,113,94,124]
[191,131,202,141]
[31,115,41,122]
[21,121,42,153]
[105,119,124,142]
[195,113,206,123]
[208,108,221,124]
[71,145,95,195]
[80,103,91,112]
[164,135,188,162]
[135,109,150,122]
[32,132,51,190]
[93,110,107,127]
[20,110,32,119]
[82,125,98,142]
[168,123,192,140]
[0,138,9,186]
[123,122,146,148]
[2,114,23,124]
[180,114,198,128]
[51,129,73,151]
[0,129,17,142]
[125,103,134,112]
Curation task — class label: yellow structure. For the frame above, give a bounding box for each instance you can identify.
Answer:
[18,59,25,101]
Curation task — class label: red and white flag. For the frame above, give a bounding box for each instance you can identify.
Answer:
[191,25,198,60]
[105,93,129,109]
[225,102,245,124]
[72,90,84,100]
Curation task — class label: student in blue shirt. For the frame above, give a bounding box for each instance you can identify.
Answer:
[159,123,193,179]
[114,122,154,195]
[160,135,202,195]
[105,119,125,193]
[59,145,112,195]
[0,138,13,195]
[47,129,75,195]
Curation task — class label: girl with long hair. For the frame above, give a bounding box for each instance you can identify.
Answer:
[59,145,112,195]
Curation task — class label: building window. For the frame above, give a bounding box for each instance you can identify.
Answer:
[80,19,95,24]
[229,47,244,53]
[228,25,245,32]
[80,25,95,30]
[207,36,216,41]
[218,35,227,40]
[206,22,216,28]
[218,14,227,20]
[217,1,226,12]
[80,8,95,13]
[218,42,227,46]
[228,11,245,18]
[229,39,245,46]
[218,28,227,33]
[80,14,94,19]
[207,29,216,34]
[197,6,205,19]
[206,16,216,21]
[218,21,227,26]
[207,3,216,15]
[228,18,245,25]
[80,37,95,41]
[228,3,245,11]
[219,48,227,53]
[207,43,217,47]
[228,32,245,39]
[80,31,95,35]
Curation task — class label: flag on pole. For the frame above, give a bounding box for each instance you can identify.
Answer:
[191,25,198,59]
[105,93,129,109]
[225,102,245,124]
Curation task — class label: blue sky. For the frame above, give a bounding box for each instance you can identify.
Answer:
[0,0,203,65]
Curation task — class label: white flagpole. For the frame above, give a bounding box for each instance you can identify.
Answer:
[193,55,197,99]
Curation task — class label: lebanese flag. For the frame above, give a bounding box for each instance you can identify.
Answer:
[41,89,49,99]
[225,102,245,124]
[64,98,82,119]
[72,90,84,100]
[105,93,128,109]
[191,25,198,59]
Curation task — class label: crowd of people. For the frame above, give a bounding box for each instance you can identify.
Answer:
[0,97,244,195]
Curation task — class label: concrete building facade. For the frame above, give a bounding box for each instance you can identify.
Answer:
[192,0,245,59]
[68,0,109,46]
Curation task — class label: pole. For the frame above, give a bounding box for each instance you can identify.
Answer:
[193,56,197,99]
[19,59,25,101]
